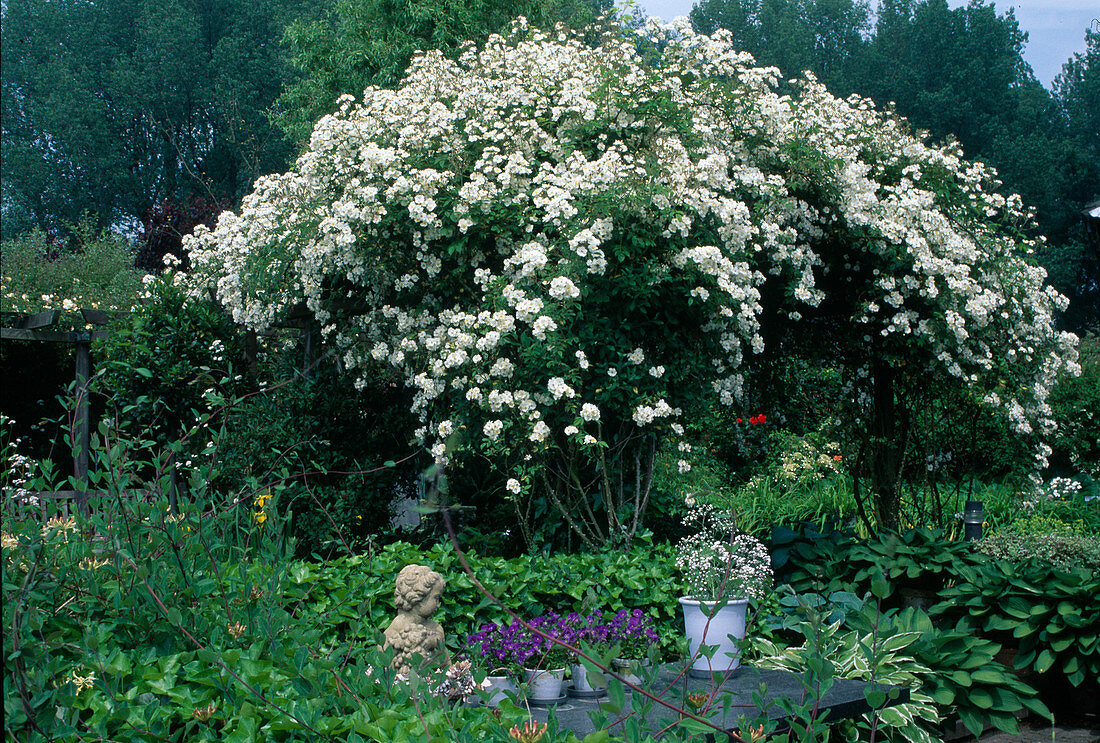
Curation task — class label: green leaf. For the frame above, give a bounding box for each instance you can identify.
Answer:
[864,688,886,708]
[969,688,994,709]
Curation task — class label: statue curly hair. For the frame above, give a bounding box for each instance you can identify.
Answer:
[393,565,444,611]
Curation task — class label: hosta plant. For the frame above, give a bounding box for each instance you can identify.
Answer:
[754,615,941,743]
[932,558,1100,689]
[876,607,1051,738]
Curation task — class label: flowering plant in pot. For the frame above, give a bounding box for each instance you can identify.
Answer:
[512,614,574,701]
[561,611,613,694]
[607,609,659,684]
[675,502,772,677]
[464,622,523,706]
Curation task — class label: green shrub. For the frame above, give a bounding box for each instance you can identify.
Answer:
[0,399,560,742]
[760,591,1049,739]
[93,276,246,447]
[774,526,980,605]
[978,517,1100,572]
[211,359,419,558]
[867,607,1049,738]
[0,223,144,314]
[1048,331,1100,480]
[753,594,942,743]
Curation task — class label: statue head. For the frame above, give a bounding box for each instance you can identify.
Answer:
[394,564,445,618]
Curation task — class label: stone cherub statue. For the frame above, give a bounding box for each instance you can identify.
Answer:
[383,564,447,675]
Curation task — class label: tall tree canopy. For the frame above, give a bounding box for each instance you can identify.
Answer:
[0,0,304,237]
[272,0,614,145]
[690,0,871,96]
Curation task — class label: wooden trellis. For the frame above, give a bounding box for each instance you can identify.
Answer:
[2,306,316,518]
[2,308,111,514]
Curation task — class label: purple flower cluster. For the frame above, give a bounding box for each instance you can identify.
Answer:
[464,609,658,672]
[608,609,659,660]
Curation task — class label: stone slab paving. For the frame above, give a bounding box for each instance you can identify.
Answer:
[513,664,908,738]
[970,724,1100,743]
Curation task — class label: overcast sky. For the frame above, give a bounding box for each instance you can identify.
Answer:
[639,0,1097,88]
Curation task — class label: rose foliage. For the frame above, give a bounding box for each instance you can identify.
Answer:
[185,18,1078,546]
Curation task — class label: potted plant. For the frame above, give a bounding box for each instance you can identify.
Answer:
[562,612,611,696]
[464,623,521,707]
[675,502,772,677]
[515,614,572,702]
[608,609,659,685]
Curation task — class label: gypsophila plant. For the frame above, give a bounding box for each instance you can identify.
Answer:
[185,17,1078,546]
[1,415,38,509]
[676,502,773,601]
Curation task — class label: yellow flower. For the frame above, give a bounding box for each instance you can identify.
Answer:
[42,516,77,542]
[255,511,267,526]
[66,670,96,693]
[78,556,110,570]
[227,621,246,639]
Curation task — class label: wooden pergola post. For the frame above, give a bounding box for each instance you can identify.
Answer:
[73,330,91,515]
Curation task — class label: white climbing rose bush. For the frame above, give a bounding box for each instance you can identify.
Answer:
[185,18,1077,542]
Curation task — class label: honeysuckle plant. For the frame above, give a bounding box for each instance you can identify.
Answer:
[185,17,1078,542]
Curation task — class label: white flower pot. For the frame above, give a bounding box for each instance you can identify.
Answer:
[570,662,607,692]
[612,657,650,686]
[482,675,516,707]
[525,667,566,700]
[679,596,749,677]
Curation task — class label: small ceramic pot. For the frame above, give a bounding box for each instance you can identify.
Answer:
[482,675,516,707]
[570,662,608,692]
[612,657,650,686]
[525,667,566,700]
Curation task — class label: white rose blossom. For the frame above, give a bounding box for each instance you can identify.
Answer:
[184,18,1077,518]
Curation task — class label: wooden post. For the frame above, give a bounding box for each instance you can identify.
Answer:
[73,332,91,515]
[302,323,314,378]
[244,329,258,378]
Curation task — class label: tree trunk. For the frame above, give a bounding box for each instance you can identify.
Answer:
[870,356,902,530]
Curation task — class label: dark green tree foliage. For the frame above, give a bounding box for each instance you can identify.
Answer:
[866,0,1029,155]
[1045,30,1100,330]
[1,0,302,236]
[1055,29,1100,176]
[273,0,614,144]
[690,0,872,97]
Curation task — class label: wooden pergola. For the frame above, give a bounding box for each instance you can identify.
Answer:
[1,308,110,514]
